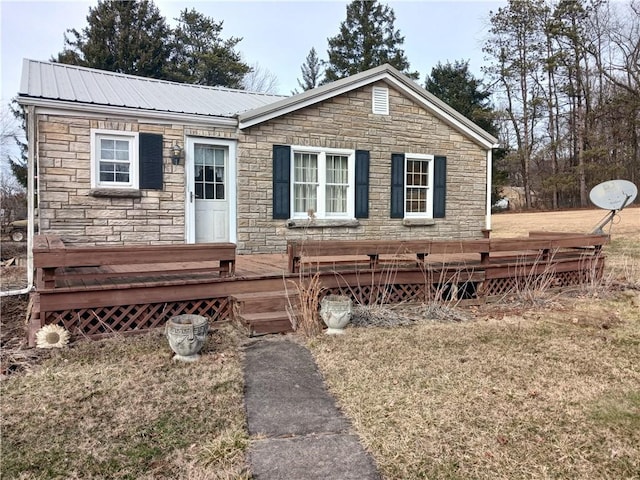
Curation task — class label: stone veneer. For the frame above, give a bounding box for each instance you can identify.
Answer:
[235,82,488,254]
[36,115,236,245]
[35,81,488,252]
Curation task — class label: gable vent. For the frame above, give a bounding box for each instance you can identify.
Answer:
[372,87,389,115]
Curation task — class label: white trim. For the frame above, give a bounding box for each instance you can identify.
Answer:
[403,153,434,219]
[18,97,239,127]
[238,68,499,149]
[27,105,36,291]
[185,137,237,244]
[239,76,387,129]
[486,149,493,231]
[290,145,355,220]
[90,129,139,189]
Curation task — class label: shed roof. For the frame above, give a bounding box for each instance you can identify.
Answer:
[19,59,285,118]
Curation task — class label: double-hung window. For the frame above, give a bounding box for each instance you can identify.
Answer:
[404,154,434,218]
[291,147,355,219]
[91,130,139,189]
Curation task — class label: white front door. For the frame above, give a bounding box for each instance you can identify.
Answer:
[185,138,236,244]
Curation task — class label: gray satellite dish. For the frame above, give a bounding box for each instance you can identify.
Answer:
[589,179,637,210]
[589,179,637,234]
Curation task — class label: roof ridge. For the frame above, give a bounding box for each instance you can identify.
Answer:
[24,58,286,98]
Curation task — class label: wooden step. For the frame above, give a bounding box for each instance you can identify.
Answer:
[232,290,298,314]
[241,311,293,336]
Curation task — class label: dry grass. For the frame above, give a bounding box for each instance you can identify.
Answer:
[310,295,640,479]
[490,206,639,239]
[0,325,250,479]
[308,207,640,479]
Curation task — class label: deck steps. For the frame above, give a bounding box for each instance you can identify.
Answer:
[232,290,298,336]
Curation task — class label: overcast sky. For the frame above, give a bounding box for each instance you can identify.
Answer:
[1,0,505,105]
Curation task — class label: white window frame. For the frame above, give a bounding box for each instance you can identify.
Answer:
[404,153,434,219]
[290,146,355,219]
[90,129,139,189]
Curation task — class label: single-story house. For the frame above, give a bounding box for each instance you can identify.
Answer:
[18,59,499,256]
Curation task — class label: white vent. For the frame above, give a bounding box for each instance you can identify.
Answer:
[372,87,389,115]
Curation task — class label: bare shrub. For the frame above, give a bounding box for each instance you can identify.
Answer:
[286,271,324,338]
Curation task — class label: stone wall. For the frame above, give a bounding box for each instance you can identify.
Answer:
[236,82,488,254]
[35,82,488,252]
[36,113,235,245]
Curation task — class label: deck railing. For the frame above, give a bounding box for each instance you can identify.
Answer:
[28,233,608,345]
[287,234,608,273]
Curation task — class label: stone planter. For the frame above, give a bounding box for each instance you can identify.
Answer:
[320,295,352,334]
[165,314,209,362]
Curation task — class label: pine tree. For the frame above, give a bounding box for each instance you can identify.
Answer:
[169,9,250,88]
[55,0,171,79]
[297,47,323,91]
[425,60,506,205]
[425,60,496,135]
[324,0,418,82]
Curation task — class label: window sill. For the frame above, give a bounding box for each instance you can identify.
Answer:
[286,218,360,229]
[89,188,142,198]
[402,218,436,226]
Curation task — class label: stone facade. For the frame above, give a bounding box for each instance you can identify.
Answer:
[35,81,487,253]
[236,82,487,254]
[36,114,236,245]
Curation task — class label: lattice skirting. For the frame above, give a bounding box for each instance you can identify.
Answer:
[484,266,604,297]
[323,263,602,305]
[43,297,231,338]
[323,279,481,305]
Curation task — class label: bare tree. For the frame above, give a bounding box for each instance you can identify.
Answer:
[1,104,25,192]
[241,62,280,94]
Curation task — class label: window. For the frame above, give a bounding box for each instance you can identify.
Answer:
[91,130,138,189]
[391,153,446,219]
[404,154,434,217]
[291,147,355,219]
[194,144,226,200]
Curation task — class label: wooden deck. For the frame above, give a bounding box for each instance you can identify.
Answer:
[28,233,608,346]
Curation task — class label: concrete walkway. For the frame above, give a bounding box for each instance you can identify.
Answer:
[244,337,380,480]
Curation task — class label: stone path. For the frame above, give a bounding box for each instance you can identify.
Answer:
[244,338,380,480]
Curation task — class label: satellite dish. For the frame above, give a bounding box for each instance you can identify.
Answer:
[589,179,637,234]
[589,179,637,210]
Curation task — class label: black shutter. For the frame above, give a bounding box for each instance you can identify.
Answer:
[273,145,291,219]
[354,150,370,218]
[433,156,447,218]
[139,133,163,190]
[390,153,405,218]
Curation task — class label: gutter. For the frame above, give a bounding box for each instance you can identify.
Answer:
[0,106,38,298]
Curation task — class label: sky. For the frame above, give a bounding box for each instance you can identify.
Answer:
[0,0,506,106]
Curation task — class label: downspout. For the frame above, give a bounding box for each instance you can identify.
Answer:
[485,148,494,233]
[1,105,36,297]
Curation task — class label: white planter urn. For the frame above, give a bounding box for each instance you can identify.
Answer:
[165,314,209,362]
[320,295,352,334]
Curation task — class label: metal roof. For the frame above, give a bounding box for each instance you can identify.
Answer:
[19,59,285,117]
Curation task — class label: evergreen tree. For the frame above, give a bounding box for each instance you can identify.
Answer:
[55,0,171,79]
[297,47,323,91]
[169,9,250,88]
[425,60,496,135]
[425,60,506,204]
[324,0,418,82]
[5,100,27,189]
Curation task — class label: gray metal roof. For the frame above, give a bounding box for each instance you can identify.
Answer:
[19,59,285,117]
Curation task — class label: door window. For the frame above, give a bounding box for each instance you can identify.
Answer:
[194,145,225,200]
